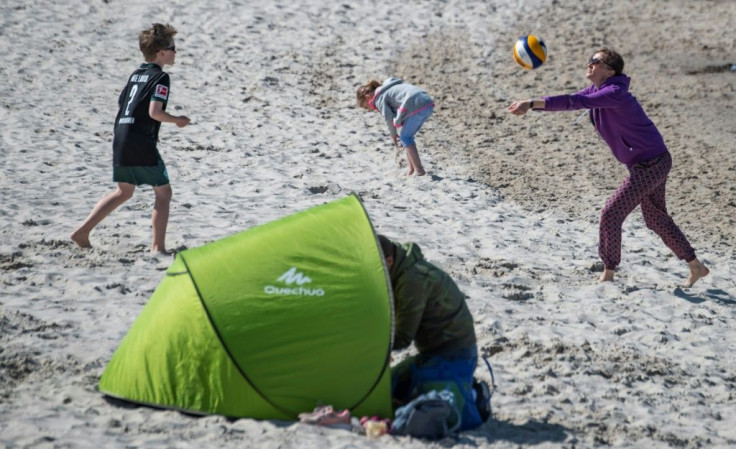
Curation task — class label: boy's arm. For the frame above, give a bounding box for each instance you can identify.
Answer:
[149,101,190,127]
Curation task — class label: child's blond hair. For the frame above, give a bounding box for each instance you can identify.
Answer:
[139,23,177,61]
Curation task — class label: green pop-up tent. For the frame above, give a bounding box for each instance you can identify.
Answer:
[99,194,394,420]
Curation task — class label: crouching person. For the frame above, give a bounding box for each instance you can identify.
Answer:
[378,235,487,430]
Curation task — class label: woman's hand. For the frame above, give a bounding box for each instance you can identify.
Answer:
[508,100,531,116]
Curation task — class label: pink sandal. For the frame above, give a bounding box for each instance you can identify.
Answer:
[299,405,351,427]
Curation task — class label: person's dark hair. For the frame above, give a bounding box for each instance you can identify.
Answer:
[139,23,177,62]
[357,80,381,108]
[597,48,624,76]
[377,235,395,259]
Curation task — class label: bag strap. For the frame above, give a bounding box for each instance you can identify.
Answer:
[481,356,497,391]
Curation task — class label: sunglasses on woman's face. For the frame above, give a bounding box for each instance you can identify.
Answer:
[588,57,610,68]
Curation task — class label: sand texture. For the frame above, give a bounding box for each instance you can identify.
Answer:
[1,0,735,448]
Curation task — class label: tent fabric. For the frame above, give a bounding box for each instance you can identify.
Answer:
[99,194,394,420]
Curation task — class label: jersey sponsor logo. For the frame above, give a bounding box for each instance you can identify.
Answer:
[154,84,168,99]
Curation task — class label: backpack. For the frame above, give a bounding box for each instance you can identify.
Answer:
[408,356,496,430]
[391,389,461,439]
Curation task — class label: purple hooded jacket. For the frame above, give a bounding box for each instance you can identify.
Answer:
[542,75,668,167]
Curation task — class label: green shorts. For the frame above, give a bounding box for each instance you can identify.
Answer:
[113,158,170,186]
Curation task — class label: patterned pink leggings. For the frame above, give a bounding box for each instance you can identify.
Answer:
[599,152,695,270]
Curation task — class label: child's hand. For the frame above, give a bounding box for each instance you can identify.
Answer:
[176,116,191,127]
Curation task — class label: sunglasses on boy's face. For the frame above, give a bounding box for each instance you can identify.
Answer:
[164,45,176,52]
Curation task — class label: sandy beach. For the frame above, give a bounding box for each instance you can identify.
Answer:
[1,0,735,448]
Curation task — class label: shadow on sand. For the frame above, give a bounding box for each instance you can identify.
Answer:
[460,418,570,446]
[674,287,736,306]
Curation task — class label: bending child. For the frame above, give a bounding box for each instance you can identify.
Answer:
[357,78,434,176]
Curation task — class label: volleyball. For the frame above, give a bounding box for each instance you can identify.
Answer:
[513,35,547,69]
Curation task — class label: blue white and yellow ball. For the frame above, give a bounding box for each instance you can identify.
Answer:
[513,35,547,69]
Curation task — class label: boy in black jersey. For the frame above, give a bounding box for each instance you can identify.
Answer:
[71,23,190,253]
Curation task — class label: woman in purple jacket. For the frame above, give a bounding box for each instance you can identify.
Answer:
[508,48,709,287]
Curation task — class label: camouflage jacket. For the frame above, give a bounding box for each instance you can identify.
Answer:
[388,242,476,355]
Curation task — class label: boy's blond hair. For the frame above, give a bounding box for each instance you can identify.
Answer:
[139,23,177,62]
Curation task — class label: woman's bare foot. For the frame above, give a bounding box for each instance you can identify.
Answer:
[151,244,168,254]
[415,170,426,176]
[70,229,92,248]
[684,258,710,288]
[598,268,615,283]
[406,168,414,176]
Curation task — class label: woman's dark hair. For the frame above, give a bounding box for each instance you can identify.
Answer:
[597,48,624,76]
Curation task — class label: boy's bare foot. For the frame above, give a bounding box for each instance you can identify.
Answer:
[406,169,414,176]
[684,258,709,288]
[598,269,614,283]
[415,170,426,176]
[70,230,92,248]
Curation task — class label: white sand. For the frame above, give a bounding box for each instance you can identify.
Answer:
[1,0,735,447]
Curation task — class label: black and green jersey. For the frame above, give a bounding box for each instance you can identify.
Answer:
[112,63,170,166]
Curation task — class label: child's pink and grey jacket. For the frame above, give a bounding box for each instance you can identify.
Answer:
[369,77,434,139]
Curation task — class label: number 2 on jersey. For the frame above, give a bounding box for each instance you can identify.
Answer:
[124,85,139,116]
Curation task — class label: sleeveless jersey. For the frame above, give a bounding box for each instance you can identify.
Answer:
[112,63,170,166]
